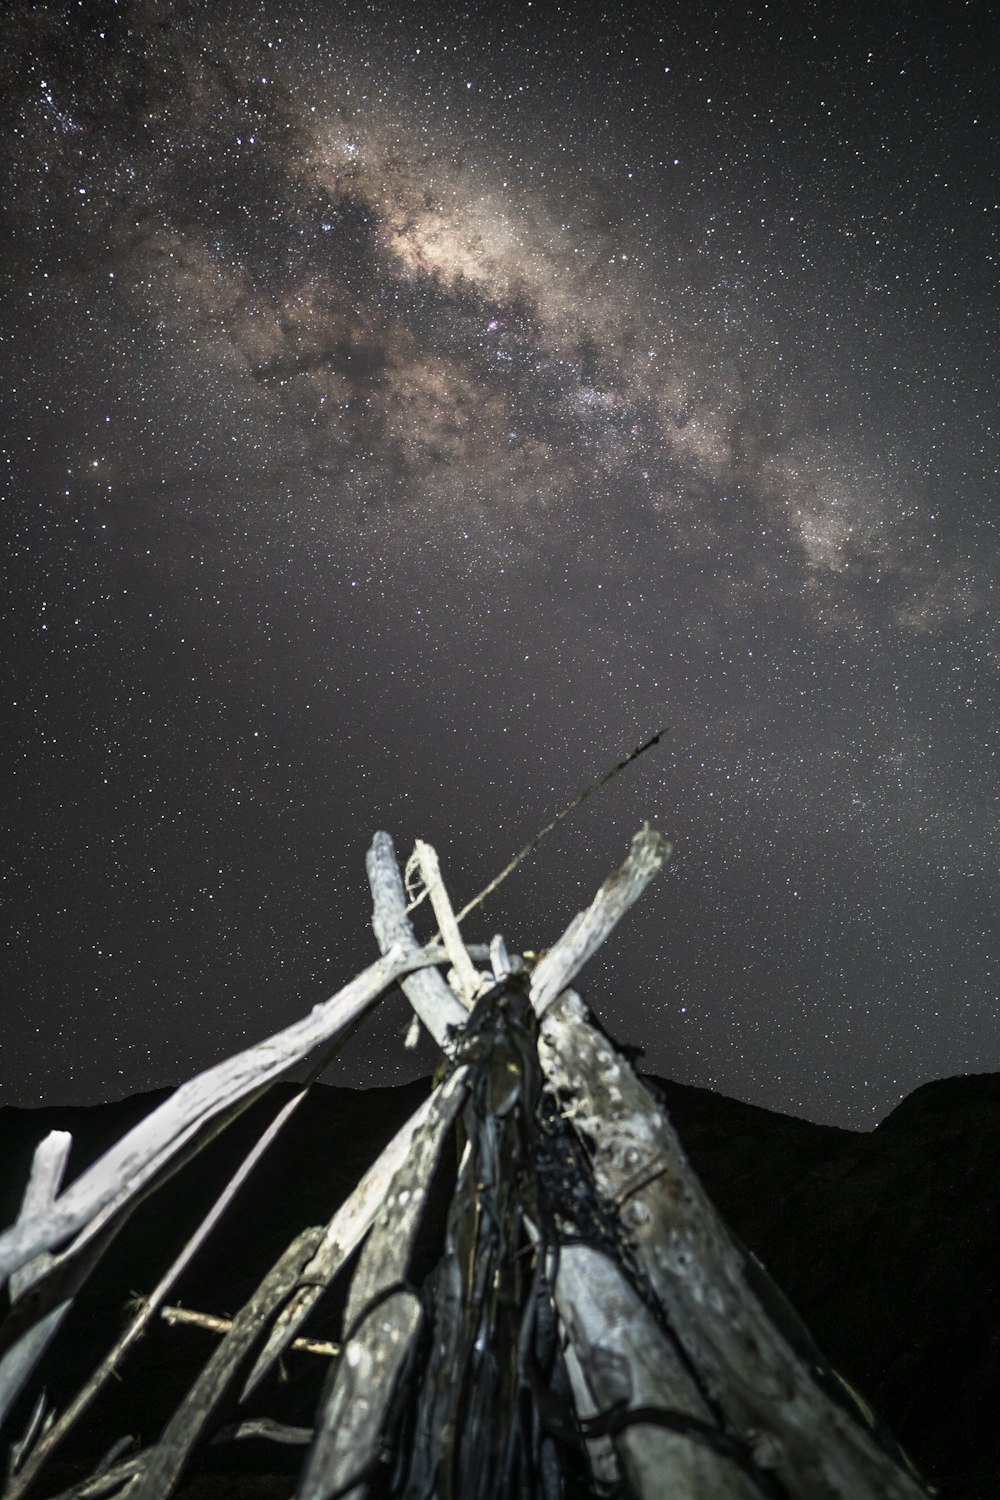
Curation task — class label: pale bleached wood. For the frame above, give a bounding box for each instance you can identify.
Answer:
[0,1132,73,1432]
[342,1066,467,1332]
[558,1330,621,1494]
[552,1242,761,1500]
[537,990,928,1500]
[0,942,446,1291]
[409,839,484,1006]
[297,1071,468,1500]
[367,832,471,1047]
[298,1291,421,1500]
[489,933,522,980]
[38,1452,146,1500]
[240,1076,466,1400]
[211,1418,313,1447]
[444,729,668,929]
[8,1133,72,1303]
[3,1090,309,1500]
[529,826,672,1015]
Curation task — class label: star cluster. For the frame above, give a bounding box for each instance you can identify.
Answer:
[2,0,998,1125]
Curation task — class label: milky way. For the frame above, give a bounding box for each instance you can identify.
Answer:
[3,0,998,1124]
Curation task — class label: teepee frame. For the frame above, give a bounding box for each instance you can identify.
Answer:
[0,828,929,1500]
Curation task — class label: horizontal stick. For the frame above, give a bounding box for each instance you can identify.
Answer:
[537,990,928,1500]
[161,1305,339,1358]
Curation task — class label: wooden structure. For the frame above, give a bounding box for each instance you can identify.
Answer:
[0,827,930,1499]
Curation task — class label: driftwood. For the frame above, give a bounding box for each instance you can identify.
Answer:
[3,1089,310,1500]
[239,1067,469,1402]
[299,1069,469,1500]
[130,1227,326,1500]
[0,820,931,1500]
[550,1241,761,1499]
[537,988,926,1500]
[529,824,671,1015]
[0,943,447,1292]
[367,834,470,1048]
[0,1132,73,1430]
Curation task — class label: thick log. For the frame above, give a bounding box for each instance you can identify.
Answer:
[537,990,928,1500]
[529,826,671,1014]
[552,1242,761,1499]
[0,943,446,1291]
[297,1291,421,1500]
[559,1337,621,1495]
[240,1074,467,1400]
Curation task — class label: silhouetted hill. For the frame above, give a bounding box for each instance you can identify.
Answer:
[1,1073,997,1498]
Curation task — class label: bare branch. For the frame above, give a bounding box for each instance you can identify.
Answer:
[0,942,445,1291]
[161,1305,338,1359]
[409,839,486,1006]
[367,832,470,1048]
[529,825,672,1014]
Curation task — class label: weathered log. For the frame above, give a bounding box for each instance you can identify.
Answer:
[552,1242,762,1499]
[240,1075,467,1400]
[297,1070,468,1500]
[537,989,928,1500]
[299,1291,421,1500]
[489,933,521,980]
[559,1336,621,1495]
[0,943,447,1291]
[3,1090,309,1500]
[529,826,672,1015]
[37,1452,146,1500]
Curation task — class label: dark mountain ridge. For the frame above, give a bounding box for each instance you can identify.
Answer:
[2,1071,998,1499]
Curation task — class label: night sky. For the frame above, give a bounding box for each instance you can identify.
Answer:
[3,0,998,1127]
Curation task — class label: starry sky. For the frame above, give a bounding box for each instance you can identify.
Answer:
[2,0,998,1127]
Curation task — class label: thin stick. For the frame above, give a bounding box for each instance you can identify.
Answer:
[439,728,669,934]
[160,1306,339,1359]
[529,825,672,1015]
[409,840,484,1006]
